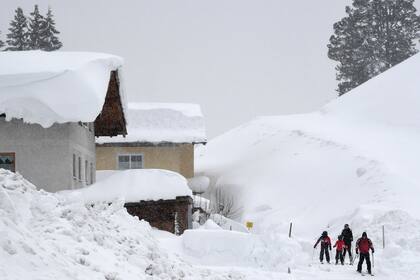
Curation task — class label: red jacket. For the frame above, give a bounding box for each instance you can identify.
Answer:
[356,238,374,254]
[334,240,346,251]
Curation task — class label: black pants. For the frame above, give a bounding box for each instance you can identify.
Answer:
[320,245,330,262]
[343,242,352,261]
[357,253,371,273]
[335,250,344,264]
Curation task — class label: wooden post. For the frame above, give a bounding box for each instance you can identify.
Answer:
[289,222,293,238]
[382,225,385,249]
[288,267,291,274]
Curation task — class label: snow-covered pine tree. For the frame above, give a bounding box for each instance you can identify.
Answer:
[5,7,29,51]
[40,7,62,51]
[27,5,46,50]
[328,0,420,96]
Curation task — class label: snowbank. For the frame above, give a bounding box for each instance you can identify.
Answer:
[97,102,207,144]
[0,51,124,127]
[0,169,246,280]
[188,176,210,194]
[63,169,192,204]
[182,229,306,269]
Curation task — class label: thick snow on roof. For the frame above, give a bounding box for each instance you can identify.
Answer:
[63,169,192,204]
[0,51,124,127]
[97,102,207,144]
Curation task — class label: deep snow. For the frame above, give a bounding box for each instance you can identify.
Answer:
[196,54,420,279]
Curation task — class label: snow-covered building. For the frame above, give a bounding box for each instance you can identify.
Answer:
[96,103,207,178]
[0,51,127,192]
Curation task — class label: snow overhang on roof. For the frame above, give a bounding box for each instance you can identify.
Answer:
[0,51,127,136]
[96,102,207,145]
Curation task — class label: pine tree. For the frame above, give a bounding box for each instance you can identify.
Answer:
[0,31,4,49]
[40,7,62,51]
[27,5,46,50]
[5,7,29,51]
[328,0,420,96]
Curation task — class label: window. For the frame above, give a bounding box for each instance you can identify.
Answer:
[85,160,88,184]
[72,154,76,179]
[0,153,15,172]
[90,163,94,185]
[78,157,82,181]
[118,154,143,170]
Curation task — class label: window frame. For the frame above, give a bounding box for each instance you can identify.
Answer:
[0,152,16,172]
[78,157,82,182]
[117,154,144,170]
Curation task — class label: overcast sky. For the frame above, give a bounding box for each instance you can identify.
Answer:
[1,0,357,138]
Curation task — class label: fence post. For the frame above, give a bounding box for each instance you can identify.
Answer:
[382,225,385,249]
[289,222,293,238]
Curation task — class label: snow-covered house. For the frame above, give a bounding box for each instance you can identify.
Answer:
[0,51,127,192]
[96,103,207,178]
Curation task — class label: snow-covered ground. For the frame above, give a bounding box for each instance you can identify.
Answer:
[196,54,420,279]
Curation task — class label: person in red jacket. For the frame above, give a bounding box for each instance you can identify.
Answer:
[314,231,332,263]
[356,232,375,275]
[333,235,347,265]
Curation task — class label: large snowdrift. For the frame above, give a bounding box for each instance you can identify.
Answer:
[0,51,124,127]
[0,169,247,280]
[97,102,207,144]
[197,54,420,278]
[63,169,192,204]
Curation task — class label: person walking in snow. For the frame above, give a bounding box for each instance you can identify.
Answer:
[341,224,353,263]
[314,231,332,263]
[356,232,375,275]
[333,235,347,265]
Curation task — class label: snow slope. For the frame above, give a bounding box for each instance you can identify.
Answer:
[196,54,420,278]
[0,51,124,127]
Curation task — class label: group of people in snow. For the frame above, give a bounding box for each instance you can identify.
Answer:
[313,224,375,275]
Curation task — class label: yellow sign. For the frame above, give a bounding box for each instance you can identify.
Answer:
[246,221,254,230]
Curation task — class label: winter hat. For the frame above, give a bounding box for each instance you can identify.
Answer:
[344,224,349,228]
[362,232,367,238]
[338,235,343,240]
[322,231,328,236]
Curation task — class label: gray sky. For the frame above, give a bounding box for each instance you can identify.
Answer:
[1,0,355,138]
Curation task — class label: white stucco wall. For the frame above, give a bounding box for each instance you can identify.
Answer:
[0,117,95,192]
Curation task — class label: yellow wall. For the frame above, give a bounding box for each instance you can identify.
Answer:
[96,144,194,178]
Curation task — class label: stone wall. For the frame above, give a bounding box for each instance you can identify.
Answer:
[125,196,193,235]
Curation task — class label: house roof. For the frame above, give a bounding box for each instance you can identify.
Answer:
[0,51,127,136]
[63,169,192,203]
[96,102,207,145]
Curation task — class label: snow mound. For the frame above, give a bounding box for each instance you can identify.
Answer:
[0,169,243,280]
[188,175,210,194]
[182,229,306,269]
[0,51,124,127]
[97,102,207,144]
[63,169,192,204]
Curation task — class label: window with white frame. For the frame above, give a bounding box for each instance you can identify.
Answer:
[117,154,143,170]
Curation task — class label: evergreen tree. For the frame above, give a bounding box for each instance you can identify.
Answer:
[27,5,46,50]
[328,0,420,96]
[0,31,4,49]
[40,7,62,51]
[5,7,29,51]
